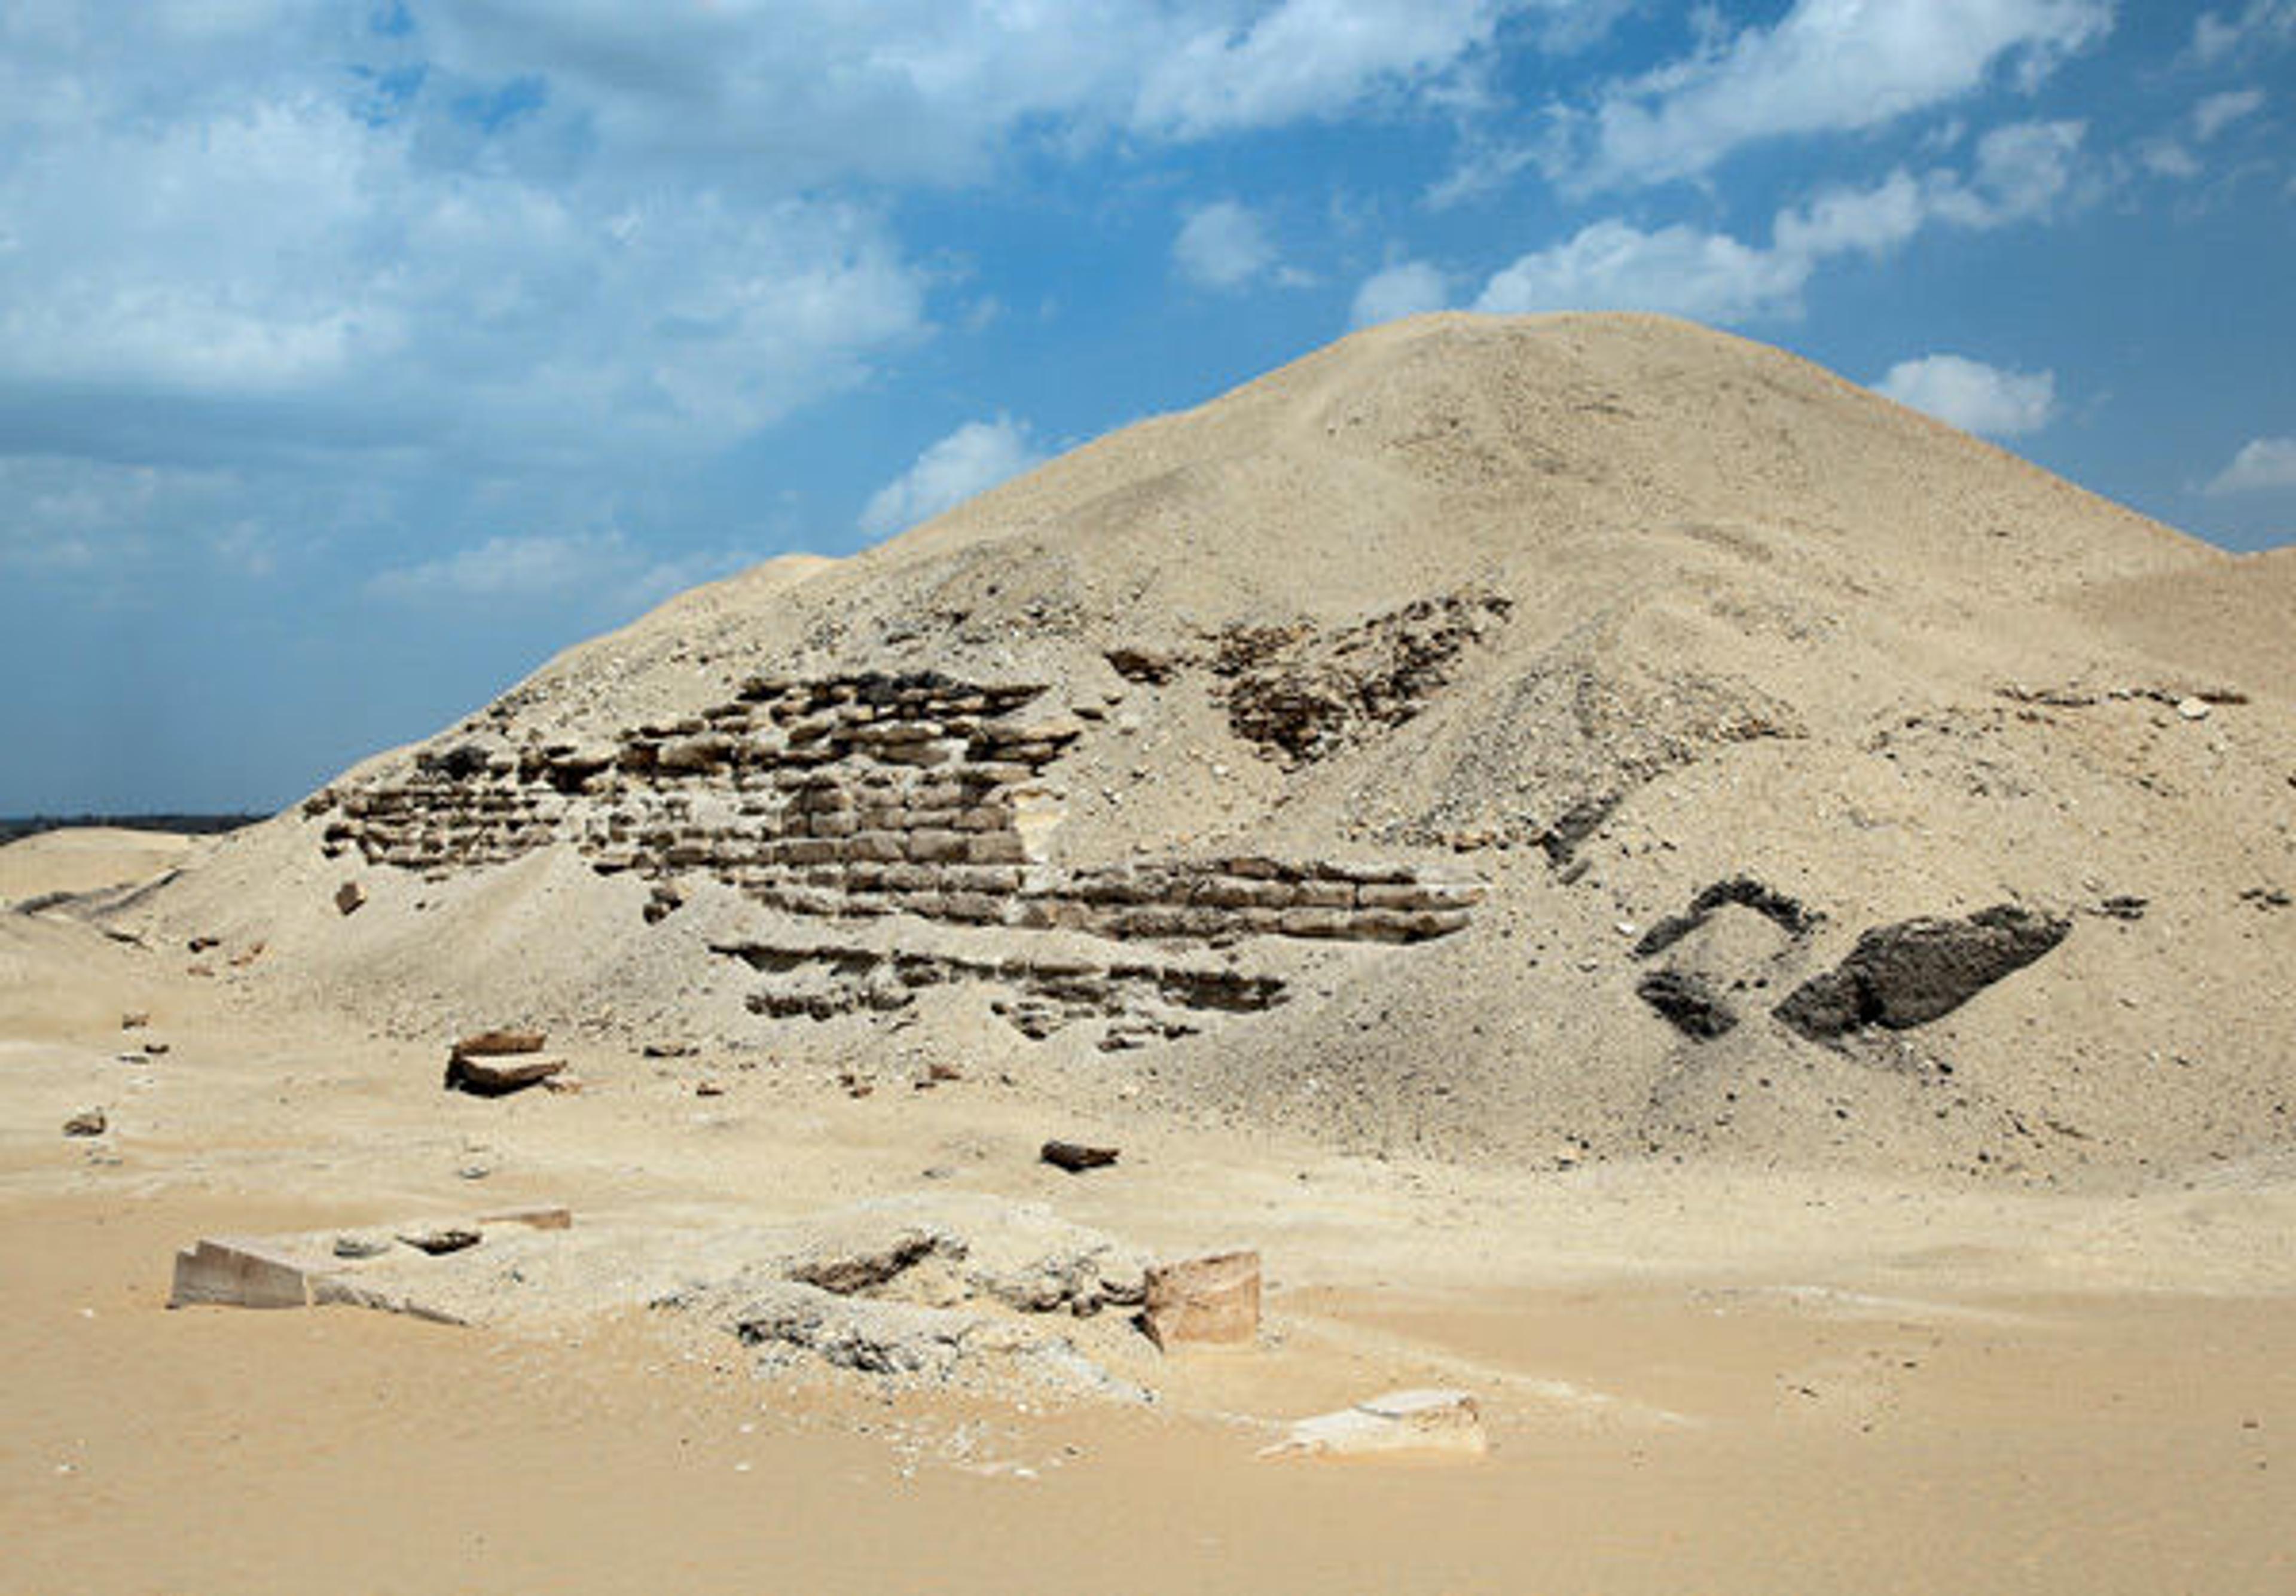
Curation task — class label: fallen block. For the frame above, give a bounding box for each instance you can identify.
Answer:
[170,1237,320,1310]
[1141,1249,1259,1349]
[1260,1389,1487,1461]
[444,1052,567,1095]
[451,1029,548,1057]
[1041,1139,1119,1173]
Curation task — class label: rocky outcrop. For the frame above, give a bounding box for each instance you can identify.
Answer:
[306,670,1483,950]
[1775,905,2071,1040]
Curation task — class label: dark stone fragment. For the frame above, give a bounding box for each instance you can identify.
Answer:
[1634,877,1818,957]
[1775,905,2070,1040]
[1040,1140,1120,1173]
[1635,969,1739,1039]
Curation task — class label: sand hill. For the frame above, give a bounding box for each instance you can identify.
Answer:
[112,312,2296,1183]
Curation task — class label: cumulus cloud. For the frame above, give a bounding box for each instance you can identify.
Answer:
[1134,0,1514,139]
[2194,2,2296,65]
[1173,201,1281,291]
[859,415,1045,537]
[2206,437,2296,495]
[1349,261,1452,327]
[1565,0,2109,190]
[1473,120,2084,324]
[1874,355,2057,437]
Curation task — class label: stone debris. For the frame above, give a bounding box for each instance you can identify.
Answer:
[1141,1250,1260,1350]
[333,1234,393,1259]
[397,1226,483,1256]
[443,1031,565,1095]
[1635,969,1738,1039]
[1040,1139,1119,1174]
[170,1237,317,1309]
[477,1205,573,1231]
[453,1028,548,1057]
[62,1108,106,1137]
[1260,1389,1487,1461]
[1776,905,2071,1040]
[120,1011,149,1030]
[335,880,365,915]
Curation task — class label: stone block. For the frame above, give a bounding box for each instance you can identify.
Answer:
[966,832,1028,865]
[1141,1250,1260,1350]
[1292,881,1357,910]
[1278,907,1354,938]
[905,828,969,863]
[844,832,906,863]
[170,1238,316,1310]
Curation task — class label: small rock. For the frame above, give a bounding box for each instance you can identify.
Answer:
[334,1234,393,1259]
[695,1081,725,1098]
[1040,1140,1120,1174]
[2176,697,2211,721]
[62,1108,106,1137]
[396,1226,481,1256]
[120,1011,150,1031]
[142,1040,170,1057]
[444,1052,567,1096]
[452,1029,548,1057]
[335,880,366,915]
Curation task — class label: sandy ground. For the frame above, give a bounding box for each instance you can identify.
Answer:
[6,837,2294,1594]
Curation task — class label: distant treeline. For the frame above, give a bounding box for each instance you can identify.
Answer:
[0,813,265,846]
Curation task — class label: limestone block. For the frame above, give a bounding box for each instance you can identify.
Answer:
[1292,881,1357,910]
[845,832,906,863]
[1142,1250,1260,1350]
[942,892,1004,924]
[170,1238,318,1310]
[966,832,1028,865]
[905,828,969,863]
[899,807,962,831]
[1259,1390,1486,1461]
[1277,907,1354,938]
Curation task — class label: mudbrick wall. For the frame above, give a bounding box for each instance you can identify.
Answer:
[305,671,1483,947]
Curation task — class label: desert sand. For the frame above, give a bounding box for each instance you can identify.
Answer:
[5,314,2293,1592]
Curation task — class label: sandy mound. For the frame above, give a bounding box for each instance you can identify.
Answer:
[108,312,2295,1184]
[0,828,196,909]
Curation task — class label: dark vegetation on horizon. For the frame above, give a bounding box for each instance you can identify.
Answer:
[0,814,262,846]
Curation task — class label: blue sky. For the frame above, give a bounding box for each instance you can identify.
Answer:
[2,0,2291,813]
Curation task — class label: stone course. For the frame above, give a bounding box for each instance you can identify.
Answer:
[306,671,1483,948]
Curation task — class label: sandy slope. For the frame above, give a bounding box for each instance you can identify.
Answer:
[0,826,194,908]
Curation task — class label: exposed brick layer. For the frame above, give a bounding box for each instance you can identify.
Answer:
[307,672,1483,946]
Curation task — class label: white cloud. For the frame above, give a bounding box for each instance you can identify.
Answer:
[1350,261,1452,327]
[1173,201,1280,291]
[2194,2,2296,65]
[367,530,754,606]
[1567,0,2110,190]
[1474,120,2084,324]
[2194,88,2267,141]
[1134,0,1512,139]
[1476,220,1810,322]
[2206,437,2296,495]
[1874,355,2057,437]
[859,415,1045,537]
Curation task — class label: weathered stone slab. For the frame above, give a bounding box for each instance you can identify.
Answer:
[1260,1389,1486,1460]
[452,1029,547,1057]
[170,1237,317,1310]
[444,1052,567,1095]
[1141,1250,1260,1350]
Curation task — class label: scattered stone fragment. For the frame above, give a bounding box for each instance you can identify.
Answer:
[333,1234,393,1259]
[1635,969,1739,1039]
[187,935,221,953]
[1141,1250,1260,1350]
[120,1011,149,1030]
[2092,895,2149,921]
[1634,877,1818,958]
[695,1080,725,1097]
[62,1108,106,1137]
[141,1040,169,1057]
[1775,904,2071,1040]
[1260,1389,1487,1461]
[396,1226,481,1256]
[643,883,684,925]
[2176,697,2211,721]
[642,1041,698,1058]
[476,1205,572,1231]
[1041,1139,1120,1174]
[733,1281,984,1378]
[453,1029,548,1057]
[444,1052,567,1096]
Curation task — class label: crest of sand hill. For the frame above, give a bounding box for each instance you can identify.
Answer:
[142,313,2294,1182]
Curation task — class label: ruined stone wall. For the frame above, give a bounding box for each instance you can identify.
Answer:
[307,672,1482,946]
